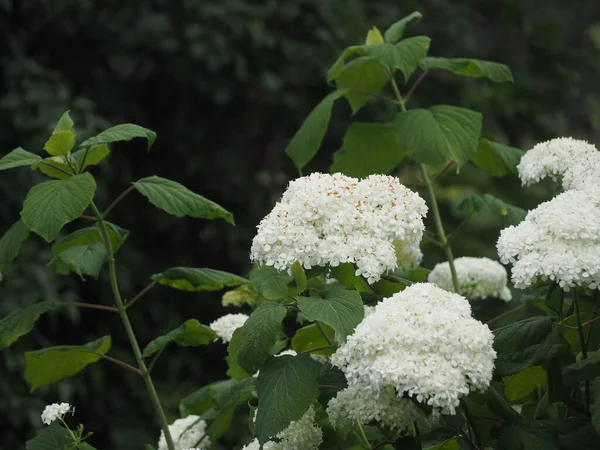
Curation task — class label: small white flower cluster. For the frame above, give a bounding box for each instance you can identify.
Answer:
[157,415,211,450]
[242,405,322,450]
[497,189,600,290]
[41,402,72,425]
[517,137,600,191]
[251,173,428,284]
[427,257,512,302]
[331,283,496,416]
[327,384,425,430]
[209,313,249,343]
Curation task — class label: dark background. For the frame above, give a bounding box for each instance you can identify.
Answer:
[1,1,600,448]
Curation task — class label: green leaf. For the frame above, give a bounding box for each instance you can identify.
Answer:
[80,123,156,151]
[261,276,294,301]
[331,122,405,177]
[53,110,75,133]
[420,56,514,82]
[285,89,348,171]
[26,423,70,450]
[460,194,526,226]
[0,147,42,170]
[493,317,572,377]
[297,288,364,342]
[0,219,30,272]
[335,57,389,114]
[486,385,522,423]
[255,354,320,444]
[51,222,128,258]
[499,423,559,450]
[133,176,234,224]
[365,26,384,45]
[20,173,97,242]
[44,130,76,156]
[236,302,287,374]
[504,366,548,402]
[227,327,251,379]
[395,105,482,167]
[142,319,217,358]
[73,144,111,170]
[291,261,307,292]
[56,242,106,279]
[318,363,347,403]
[152,267,250,292]
[363,37,431,83]
[292,323,336,354]
[213,377,256,411]
[471,139,524,177]
[562,352,600,385]
[0,301,55,349]
[32,156,75,180]
[24,335,111,390]
[384,11,423,44]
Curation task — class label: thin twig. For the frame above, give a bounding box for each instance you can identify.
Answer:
[125,280,158,310]
[448,216,471,243]
[555,323,578,330]
[583,315,600,328]
[302,345,337,354]
[79,215,96,221]
[56,301,118,312]
[148,345,168,373]
[93,351,142,376]
[434,161,455,180]
[485,304,526,325]
[103,184,137,218]
[347,89,399,104]
[404,70,429,105]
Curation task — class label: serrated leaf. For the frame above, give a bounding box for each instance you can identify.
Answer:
[26,423,71,450]
[51,222,128,258]
[261,276,293,301]
[152,267,250,292]
[255,354,319,443]
[471,139,524,177]
[142,319,217,358]
[0,301,55,349]
[285,89,348,171]
[236,302,287,374]
[24,335,111,390]
[74,144,110,170]
[562,352,600,385]
[291,261,307,292]
[362,37,431,82]
[331,122,405,177]
[32,155,76,180]
[504,366,547,402]
[365,26,384,45]
[44,130,76,156]
[395,105,482,167]
[460,194,526,226]
[20,173,97,242]
[487,385,522,423]
[133,176,234,224]
[0,219,29,272]
[292,323,336,354]
[0,147,42,170]
[297,288,364,342]
[420,57,514,82]
[56,242,106,279]
[53,110,75,133]
[335,57,389,114]
[227,327,251,379]
[327,46,365,82]
[213,377,256,411]
[80,123,156,151]
[499,422,559,450]
[384,11,423,44]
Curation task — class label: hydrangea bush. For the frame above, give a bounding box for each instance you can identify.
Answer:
[2,10,600,450]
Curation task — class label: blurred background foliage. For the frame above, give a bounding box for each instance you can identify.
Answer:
[1,0,600,448]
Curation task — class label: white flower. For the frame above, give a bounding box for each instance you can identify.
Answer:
[517,137,600,191]
[327,384,425,430]
[251,173,427,284]
[157,415,211,450]
[41,402,72,425]
[209,313,249,343]
[427,257,512,302]
[331,283,496,415]
[245,405,322,450]
[497,189,600,290]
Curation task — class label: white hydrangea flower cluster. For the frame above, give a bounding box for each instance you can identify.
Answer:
[242,405,322,450]
[331,283,496,415]
[251,173,428,284]
[157,415,211,450]
[327,384,425,430]
[41,402,72,425]
[497,189,600,290]
[209,313,249,343]
[517,137,600,191]
[427,257,512,302]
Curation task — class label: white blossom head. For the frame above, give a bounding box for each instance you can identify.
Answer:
[327,384,426,430]
[427,257,512,302]
[331,283,496,415]
[497,188,600,290]
[157,415,211,450]
[250,173,427,284]
[41,402,72,425]
[517,137,600,191]
[209,313,249,343]
[241,441,282,450]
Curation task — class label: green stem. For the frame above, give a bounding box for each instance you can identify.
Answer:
[103,184,137,218]
[90,201,176,450]
[462,400,481,448]
[389,74,459,292]
[574,289,591,415]
[355,420,371,449]
[414,421,423,450]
